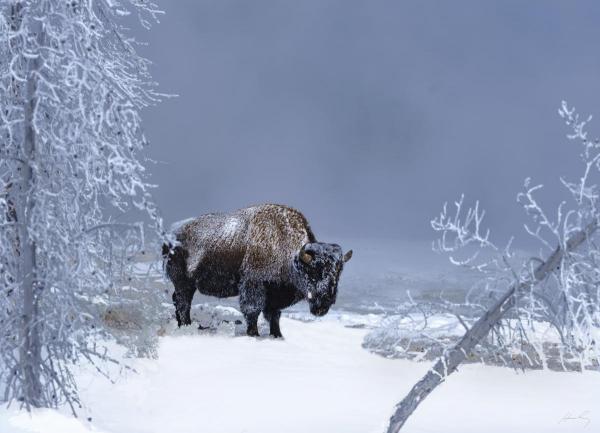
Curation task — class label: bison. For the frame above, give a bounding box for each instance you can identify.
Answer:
[162,204,352,337]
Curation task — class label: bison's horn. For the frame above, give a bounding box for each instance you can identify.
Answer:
[343,249,353,262]
[300,247,313,264]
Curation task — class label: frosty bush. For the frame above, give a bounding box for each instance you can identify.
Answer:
[385,103,600,432]
[89,238,170,359]
[0,0,163,413]
[428,102,600,370]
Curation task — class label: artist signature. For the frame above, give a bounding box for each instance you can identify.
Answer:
[559,411,591,428]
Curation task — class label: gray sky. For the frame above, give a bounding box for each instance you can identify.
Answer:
[140,0,600,245]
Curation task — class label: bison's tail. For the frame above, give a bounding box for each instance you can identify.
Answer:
[162,242,190,282]
[162,242,172,259]
[161,243,172,277]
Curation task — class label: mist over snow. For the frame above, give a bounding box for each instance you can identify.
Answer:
[140,0,600,244]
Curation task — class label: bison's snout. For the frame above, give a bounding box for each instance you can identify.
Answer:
[310,305,330,316]
[309,299,331,316]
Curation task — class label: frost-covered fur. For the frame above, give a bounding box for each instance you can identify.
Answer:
[163,204,352,337]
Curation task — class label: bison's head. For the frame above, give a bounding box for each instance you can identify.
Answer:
[294,242,352,316]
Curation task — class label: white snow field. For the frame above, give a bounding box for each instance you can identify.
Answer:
[1,317,599,433]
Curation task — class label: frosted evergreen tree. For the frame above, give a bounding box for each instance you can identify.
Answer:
[0,0,162,412]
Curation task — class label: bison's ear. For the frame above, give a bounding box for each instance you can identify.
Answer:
[343,249,353,263]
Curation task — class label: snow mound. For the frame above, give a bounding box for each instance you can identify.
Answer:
[363,313,466,361]
[363,313,600,371]
[0,407,102,433]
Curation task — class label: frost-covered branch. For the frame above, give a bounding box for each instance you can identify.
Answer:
[432,194,498,266]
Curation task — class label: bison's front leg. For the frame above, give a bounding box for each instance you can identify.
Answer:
[264,309,283,338]
[239,281,266,337]
[243,311,260,337]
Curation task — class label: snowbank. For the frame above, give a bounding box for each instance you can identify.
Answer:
[2,317,599,433]
[0,407,100,433]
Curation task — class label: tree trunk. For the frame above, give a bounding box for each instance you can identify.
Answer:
[386,219,598,433]
[13,11,43,409]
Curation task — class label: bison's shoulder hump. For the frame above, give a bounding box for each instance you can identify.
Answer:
[248,205,313,242]
[242,204,315,277]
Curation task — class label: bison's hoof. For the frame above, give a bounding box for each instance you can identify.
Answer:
[246,327,260,337]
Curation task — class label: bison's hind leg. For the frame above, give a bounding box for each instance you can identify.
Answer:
[172,284,195,327]
[165,245,196,327]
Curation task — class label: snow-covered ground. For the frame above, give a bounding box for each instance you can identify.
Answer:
[2,316,599,433]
